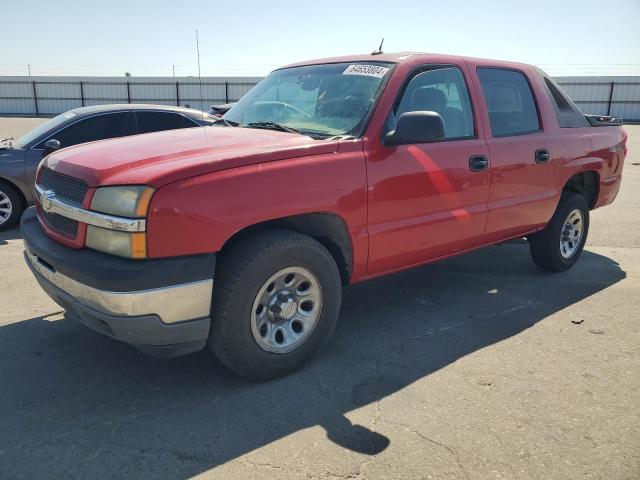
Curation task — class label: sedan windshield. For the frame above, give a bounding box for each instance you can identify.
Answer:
[14,111,78,149]
[223,62,393,137]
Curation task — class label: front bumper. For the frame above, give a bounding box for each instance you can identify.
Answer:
[21,207,216,357]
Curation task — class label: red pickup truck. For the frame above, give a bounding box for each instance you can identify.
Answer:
[21,53,627,379]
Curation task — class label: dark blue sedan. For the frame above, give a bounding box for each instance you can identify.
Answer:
[0,104,216,230]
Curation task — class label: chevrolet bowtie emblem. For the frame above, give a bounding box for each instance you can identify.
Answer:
[41,190,55,212]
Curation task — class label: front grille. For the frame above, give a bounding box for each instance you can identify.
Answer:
[37,168,88,238]
[39,167,88,205]
[41,210,79,237]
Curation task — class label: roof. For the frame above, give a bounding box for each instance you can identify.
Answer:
[68,103,206,117]
[279,52,532,71]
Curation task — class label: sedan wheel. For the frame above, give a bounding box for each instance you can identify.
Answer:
[0,183,22,231]
[0,189,13,226]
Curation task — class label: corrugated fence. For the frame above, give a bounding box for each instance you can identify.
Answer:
[0,76,262,116]
[0,75,639,121]
[555,76,640,121]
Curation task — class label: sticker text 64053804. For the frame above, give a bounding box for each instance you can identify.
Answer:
[343,64,390,78]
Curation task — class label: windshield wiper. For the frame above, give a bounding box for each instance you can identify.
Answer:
[243,122,301,134]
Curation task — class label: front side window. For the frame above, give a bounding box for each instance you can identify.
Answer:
[392,66,474,140]
[477,68,540,137]
[45,112,133,148]
[15,111,78,149]
[223,62,393,137]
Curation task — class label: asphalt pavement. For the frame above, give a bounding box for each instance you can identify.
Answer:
[0,118,638,479]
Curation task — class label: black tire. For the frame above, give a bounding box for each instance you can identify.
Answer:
[529,191,590,272]
[209,230,342,380]
[0,181,23,231]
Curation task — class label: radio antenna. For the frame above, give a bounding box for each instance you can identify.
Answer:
[372,38,384,55]
[195,29,204,119]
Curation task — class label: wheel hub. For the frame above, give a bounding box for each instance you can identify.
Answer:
[0,190,12,225]
[560,208,584,259]
[251,266,323,354]
[270,293,297,321]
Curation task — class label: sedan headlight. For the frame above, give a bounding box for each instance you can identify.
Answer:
[86,186,154,259]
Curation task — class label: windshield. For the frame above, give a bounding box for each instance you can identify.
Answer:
[223,62,393,137]
[13,111,78,149]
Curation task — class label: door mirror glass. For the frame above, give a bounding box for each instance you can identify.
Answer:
[42,139,61,157]
[386,111,445,145]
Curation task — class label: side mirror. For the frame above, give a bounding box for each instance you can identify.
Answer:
[385,111,445,145]
[42,139,61,157]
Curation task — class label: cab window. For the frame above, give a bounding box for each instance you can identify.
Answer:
[542,77,590,128]
[477,68,541,137]
[392,66,475,140]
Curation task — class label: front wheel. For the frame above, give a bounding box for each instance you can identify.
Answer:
[529,191,590,272]
[0,181,23,231]
[209,230,342,380]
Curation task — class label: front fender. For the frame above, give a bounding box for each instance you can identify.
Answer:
[0,149,30,202]
[146,149,368,268]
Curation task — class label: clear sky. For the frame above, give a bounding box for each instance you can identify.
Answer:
[3,0,640,77]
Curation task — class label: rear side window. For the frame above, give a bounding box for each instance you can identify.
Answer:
[393,66,474,140]
[542,77,590,128]
[477,68,540,137]
[135,111,198,135]
[49,112,133,148]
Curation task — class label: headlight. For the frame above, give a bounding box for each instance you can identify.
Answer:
[87,186,154,259]
[90,186,154,218]
[86,226,147,259]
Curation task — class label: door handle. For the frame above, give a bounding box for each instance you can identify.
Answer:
[469,155,489,172]
[535,149,550,163]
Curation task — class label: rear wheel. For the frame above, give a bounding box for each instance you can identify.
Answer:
[0,181,23,231]
[209,230,342,380]
[529,191,589,272]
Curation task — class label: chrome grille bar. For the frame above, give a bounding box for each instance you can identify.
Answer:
[35,184,146,233]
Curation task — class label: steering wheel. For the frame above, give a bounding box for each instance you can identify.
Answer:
[254,101,312,119]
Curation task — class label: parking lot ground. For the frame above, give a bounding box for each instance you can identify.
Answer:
[0,118,638,480]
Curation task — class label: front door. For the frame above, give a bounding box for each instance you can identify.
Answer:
[25,111,136,194]
[366,65,490,275]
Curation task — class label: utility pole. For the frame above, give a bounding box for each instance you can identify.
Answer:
[172,65,175,77]
[27,64,31,76]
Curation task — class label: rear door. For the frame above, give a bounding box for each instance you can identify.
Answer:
[365,64,491,274]
[474,67,557,241]
[134,111,199,134]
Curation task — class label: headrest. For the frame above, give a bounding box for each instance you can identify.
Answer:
[411,88,446,112]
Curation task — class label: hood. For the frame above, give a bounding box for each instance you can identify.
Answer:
[44,127,339,188]
[0,147,22,159]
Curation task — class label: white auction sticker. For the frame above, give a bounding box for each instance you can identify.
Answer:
[343,64,390,78]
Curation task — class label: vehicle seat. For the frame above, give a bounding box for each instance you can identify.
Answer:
[410,88,466,138]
